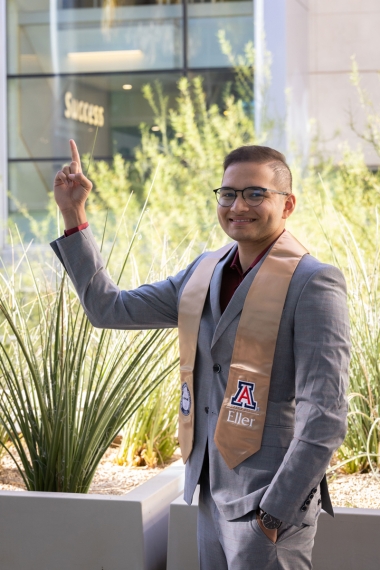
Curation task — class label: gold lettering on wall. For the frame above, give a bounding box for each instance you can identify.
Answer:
[64,92,105,127]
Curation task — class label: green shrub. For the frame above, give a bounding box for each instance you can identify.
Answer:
[290,196,380,474]
[116,365,180,468]
[0,222,178,492]
[332,222,380,473]
[85,76,259,256]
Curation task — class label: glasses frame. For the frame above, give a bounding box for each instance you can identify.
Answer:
[213,186,289,207]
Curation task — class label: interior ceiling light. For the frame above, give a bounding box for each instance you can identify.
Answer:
[151,126,160,131]
[123,84,133,90]
[68,50,143,61]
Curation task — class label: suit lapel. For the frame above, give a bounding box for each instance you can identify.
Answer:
[209,244,238,326]
[210,251,269,349]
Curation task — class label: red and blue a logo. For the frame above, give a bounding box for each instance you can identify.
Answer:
[230,380,257,411]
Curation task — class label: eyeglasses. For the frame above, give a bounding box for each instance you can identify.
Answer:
[213,186,289,207]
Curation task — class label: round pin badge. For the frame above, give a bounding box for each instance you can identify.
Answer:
[180,382,191,416]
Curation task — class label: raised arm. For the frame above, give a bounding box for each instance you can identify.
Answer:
[51,140,203,330]
[51,225,203,330]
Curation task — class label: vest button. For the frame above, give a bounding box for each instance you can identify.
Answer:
[205,407,209,414]
[213,364,221,373]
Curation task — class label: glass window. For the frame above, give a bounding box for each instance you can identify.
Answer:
[7,71,181,235]
[187,0,253,69]
[7,69,237,217]
[8,160,58,213]
[7,0,183,74]
[188,68,241,104]
[8,73,182,162]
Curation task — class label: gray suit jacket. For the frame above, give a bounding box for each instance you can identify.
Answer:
[51,227,350,527]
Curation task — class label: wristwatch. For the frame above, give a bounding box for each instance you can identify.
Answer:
[258,508,282,530]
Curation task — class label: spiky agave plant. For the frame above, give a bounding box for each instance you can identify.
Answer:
[0,258,178,492]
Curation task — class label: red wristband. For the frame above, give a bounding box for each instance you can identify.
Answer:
[64,222,89,237]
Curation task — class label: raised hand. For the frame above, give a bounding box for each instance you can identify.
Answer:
[53,140,92,229]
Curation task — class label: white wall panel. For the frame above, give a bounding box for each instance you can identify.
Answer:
[309,0,380,164]
[255,0,309,159]
[310,0,380,15]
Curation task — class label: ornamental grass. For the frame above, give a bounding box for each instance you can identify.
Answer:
[0,188,179,492]
[331,221,380,474]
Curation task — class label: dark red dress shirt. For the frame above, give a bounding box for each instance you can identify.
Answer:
[219,235,282,314]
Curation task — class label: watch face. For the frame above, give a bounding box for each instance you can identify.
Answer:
[262,513,282,530]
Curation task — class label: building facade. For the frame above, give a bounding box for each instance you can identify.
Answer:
[0,0,379,247]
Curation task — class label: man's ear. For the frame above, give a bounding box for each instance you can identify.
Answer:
[282,194,296,219]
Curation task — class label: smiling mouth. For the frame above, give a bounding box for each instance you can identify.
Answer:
[229,218,256,224]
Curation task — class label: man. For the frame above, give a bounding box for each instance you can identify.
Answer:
[51,141,350,570]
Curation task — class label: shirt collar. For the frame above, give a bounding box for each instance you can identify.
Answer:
[230,230,286,277]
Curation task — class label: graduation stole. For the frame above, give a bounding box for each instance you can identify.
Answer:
[177,231,308,469]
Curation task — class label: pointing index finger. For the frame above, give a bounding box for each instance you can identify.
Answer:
[69,139,82,172]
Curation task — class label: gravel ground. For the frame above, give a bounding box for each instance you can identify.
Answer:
[0,447,182,495]
[1,448,380,508]
[327,472,380,509]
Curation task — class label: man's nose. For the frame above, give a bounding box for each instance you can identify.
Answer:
[230,194,249,213]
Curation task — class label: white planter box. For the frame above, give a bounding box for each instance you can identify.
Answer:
[167,491,380,570]
[167,490,199,570]
[0,463,185,570]
[313,507,380,569]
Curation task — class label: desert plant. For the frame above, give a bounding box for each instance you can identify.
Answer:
[334,223,380,474]
[117,365,180,468]
[0,189,181,492]
[85,74,259,253]
[0,271,178,492]
[83,38,261,251]
[298,204,380,475]
[217,30,255,105]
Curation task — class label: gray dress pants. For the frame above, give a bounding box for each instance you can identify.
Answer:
[197,462,319,570]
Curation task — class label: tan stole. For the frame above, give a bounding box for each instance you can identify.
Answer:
[177,243,234,463]
[178,232,308,469]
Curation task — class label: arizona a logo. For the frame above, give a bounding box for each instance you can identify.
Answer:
[230,380,257,411]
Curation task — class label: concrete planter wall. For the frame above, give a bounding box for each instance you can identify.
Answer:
[167,491,380,570]
[0,463,185,570]
[167,491,199,570]
[2,463,378,570]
